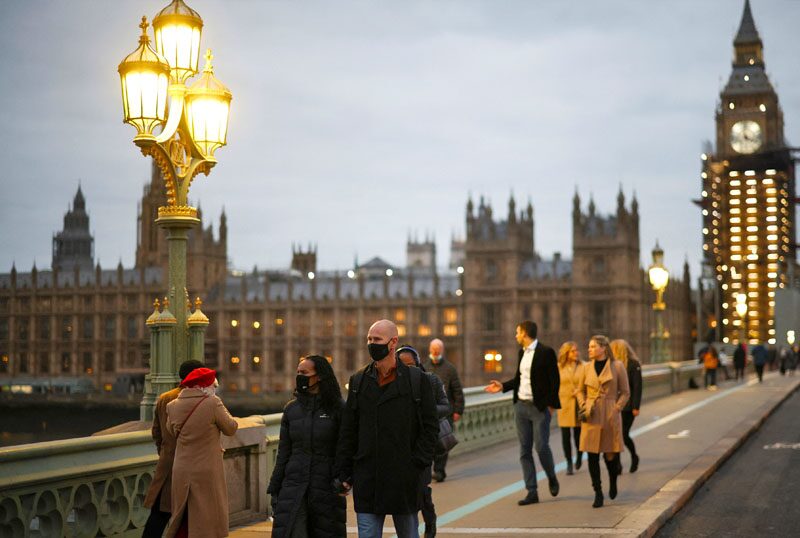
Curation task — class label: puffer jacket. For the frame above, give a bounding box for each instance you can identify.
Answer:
[267,393,346,538]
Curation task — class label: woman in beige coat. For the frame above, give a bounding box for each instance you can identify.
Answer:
[557,341,584,475]
[575,335,629,508]
[165,368,239,538]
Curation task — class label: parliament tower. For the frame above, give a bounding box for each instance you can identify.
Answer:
[699,0,797,344]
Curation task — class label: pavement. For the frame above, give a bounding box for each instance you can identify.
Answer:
[231,372,799,537]
[656,375,800,538]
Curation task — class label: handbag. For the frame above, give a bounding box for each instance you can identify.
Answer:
[438,417,459,452]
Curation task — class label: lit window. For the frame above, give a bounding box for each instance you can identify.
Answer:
[766,197,777,203]
[731,217,741,223]
[745,197,757,204]
[766,207,777,213]
[730,199,740,205]
[231,319,239,327]
[731,235,741,242]
[730,179,741,185]
[703,228,709,234]
[743,75,750,81]
[731,246,741,252]
[418,324,432,336]
[730,189,741,195]
[443,324,458,337]
[397,324,407,336]
[731,254,741,260]
[731,208,741,214]
[703,209,709,216]
[747,208,757,213]
[747,235,758,242]
[766,216,777,222]
[766,169,776,175]
[729,102,735,109]
[759,104,766,112]
[745,170,756,176]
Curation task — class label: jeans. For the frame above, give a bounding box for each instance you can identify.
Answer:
[514,401,556,492]
[356,512,419,538]
[704,368,717,387]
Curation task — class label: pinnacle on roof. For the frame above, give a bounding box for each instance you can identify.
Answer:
[734,0,761,46]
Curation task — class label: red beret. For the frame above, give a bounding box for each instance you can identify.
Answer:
[180,367,216,388]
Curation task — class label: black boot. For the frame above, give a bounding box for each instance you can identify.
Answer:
[605,455,619,500]
[575,451,583,470]
[630,453,639,473]
[588,453,603,508]
[567,461,574,475]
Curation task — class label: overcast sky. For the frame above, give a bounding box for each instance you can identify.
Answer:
[0,0,798,281]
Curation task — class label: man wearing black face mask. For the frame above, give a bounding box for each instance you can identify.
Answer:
[336,320,439,538]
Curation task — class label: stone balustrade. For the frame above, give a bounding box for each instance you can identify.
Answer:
[0,360,704,534]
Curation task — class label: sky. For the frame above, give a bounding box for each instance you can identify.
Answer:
[0,0,798,281]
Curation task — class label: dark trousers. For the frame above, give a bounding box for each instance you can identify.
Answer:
[621,411,637,458]
[704,368,717,387]
[142,491,171,538]
[420,484,435,533]
[514,401,556,492]
[755,364,765,382]
[560,427,581,464]
[735,366,745,381]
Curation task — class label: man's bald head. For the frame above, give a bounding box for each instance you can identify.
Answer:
[429,338,445,357]
[368,319,398,342]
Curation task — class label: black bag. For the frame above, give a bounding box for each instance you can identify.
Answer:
[438,417,459,452]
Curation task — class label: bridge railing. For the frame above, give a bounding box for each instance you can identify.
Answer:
[0,360,703,536]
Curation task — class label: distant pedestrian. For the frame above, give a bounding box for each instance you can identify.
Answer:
[700,343,720,390]
[165,368,239,538]
[397,345,451,538]
[556,341,584,475]
[610,340,642,473]
[336,320,439,538]
[752,344,768,383]
[790,345,800,375]
[484,320,560,506]
[733,343,747,381]
[575,335,630,508]
[267,355,346,538]
[142,360,203,538]
[423,338,465,483]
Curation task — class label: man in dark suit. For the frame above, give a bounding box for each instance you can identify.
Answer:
[485,320,560,505]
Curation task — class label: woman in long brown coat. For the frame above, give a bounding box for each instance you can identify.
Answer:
[575,335,629,508]
[165,368,239,538]
[557,341,584,475]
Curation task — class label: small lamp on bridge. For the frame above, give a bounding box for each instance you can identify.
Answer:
[648,242,670,362]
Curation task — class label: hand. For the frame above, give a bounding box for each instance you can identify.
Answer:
[453,413,461,422]
[632,409,640,417]
[548,406,555,415]
[339,481,352,497]
[485,380,502,393]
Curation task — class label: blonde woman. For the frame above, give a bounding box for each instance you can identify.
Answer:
[557,342,584,475]
[610,339,642,473]
[575,335,629,508]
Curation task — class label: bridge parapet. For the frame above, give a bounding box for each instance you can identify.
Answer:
[0,361,703,535]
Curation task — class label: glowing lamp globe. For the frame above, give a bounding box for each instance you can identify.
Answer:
[648,243,669,292]
[184,50,232,160]
[152,0,203,84]
[118,17,171,140]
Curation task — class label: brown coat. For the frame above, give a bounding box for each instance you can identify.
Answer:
[143,387,181,512]
[576,359,630,454]
[164,389,239,538]
[557,361,585,428]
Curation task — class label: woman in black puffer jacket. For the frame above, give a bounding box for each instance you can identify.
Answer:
[267,355,346,537]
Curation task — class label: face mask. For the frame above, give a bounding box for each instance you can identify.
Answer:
[296,374,316,393]
[430,354,442,364]
[368,342,392,361]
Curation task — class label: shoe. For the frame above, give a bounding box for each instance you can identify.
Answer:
[575,452,583,470]
[433,471,445,483]
[630,454,639,474]
[609,475,618,500]
[548,477,559,497]
[518,491,539,506]
[592,490,604,508]
[566,462,574,475]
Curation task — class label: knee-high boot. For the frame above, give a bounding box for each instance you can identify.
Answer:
[588,453,603,508]
[604,454,619,500]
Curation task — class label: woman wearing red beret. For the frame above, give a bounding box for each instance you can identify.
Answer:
[164,368,239,537]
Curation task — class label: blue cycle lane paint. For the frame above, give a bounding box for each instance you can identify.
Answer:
[407,377,761,534]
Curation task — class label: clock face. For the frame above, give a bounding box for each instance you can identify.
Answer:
[730,120,762,154]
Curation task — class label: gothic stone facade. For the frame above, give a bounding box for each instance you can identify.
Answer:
[0,164,693,392]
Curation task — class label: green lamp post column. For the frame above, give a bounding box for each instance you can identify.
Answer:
[117,0,232,421]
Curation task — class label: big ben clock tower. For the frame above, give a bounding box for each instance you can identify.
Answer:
[700,0,797,345]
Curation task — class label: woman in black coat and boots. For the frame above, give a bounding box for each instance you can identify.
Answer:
[610,339,642,473]
[267,355,346,537]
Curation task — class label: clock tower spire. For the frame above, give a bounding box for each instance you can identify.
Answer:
[699,0,797,346]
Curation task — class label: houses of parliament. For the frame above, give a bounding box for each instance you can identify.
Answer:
[0,163,694,393]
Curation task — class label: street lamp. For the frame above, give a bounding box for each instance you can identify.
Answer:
[648,241,671,362]
[735,292,748,343]
[118,0,232,420]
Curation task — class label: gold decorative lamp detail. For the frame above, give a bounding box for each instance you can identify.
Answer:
[118,0,231,421]
[648,241,671,362]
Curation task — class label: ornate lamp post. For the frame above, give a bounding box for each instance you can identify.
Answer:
[648,242,670,363]
[735,292,748,343]
[118,0,232,420]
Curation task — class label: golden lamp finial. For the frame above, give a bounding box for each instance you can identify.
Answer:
[203,49,214,73]
[138,16,151,44]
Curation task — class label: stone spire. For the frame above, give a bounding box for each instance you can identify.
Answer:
[734,0,760,47]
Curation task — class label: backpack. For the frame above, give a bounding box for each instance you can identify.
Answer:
[703,351,718,370]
